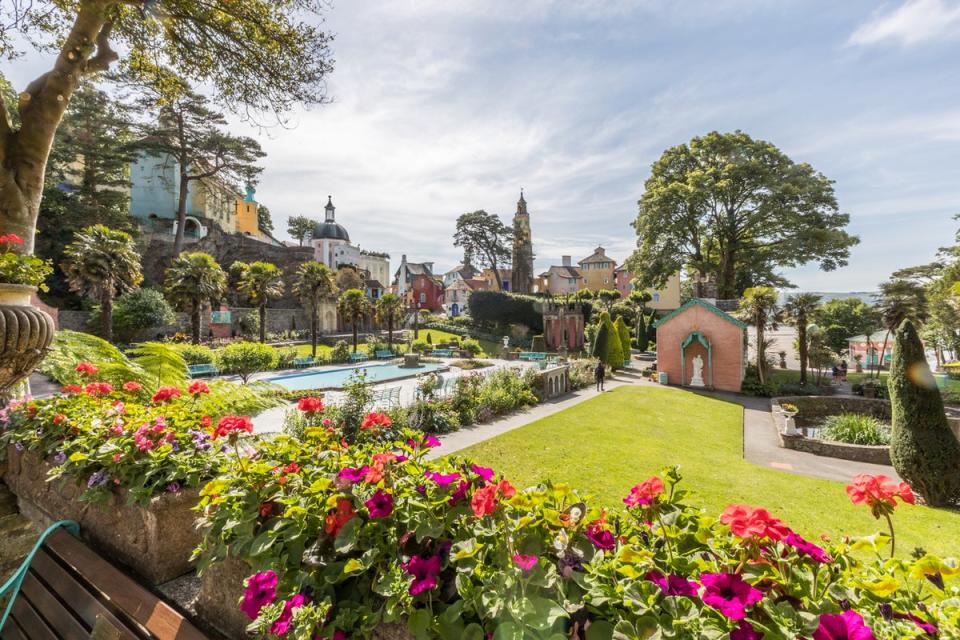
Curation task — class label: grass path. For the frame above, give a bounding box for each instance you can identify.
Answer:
[455,385,960,557]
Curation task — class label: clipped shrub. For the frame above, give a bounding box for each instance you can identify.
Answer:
[459,338,483,356]
[330,340,351,363]
[820,414,891,446]
[615,316,631,361]
[174,343,216,366]
[889,320,960,506]
[108,288,176,343]
[426,332,433,345]
[411,339,431,354]
[467,290,543,331]
[216,341,278,383]
[603,313,624,369]
[636,312,649,352]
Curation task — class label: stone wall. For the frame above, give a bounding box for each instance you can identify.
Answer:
[776,396,892,428]
[779,432,891,465]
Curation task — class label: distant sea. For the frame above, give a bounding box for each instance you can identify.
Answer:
[777,291,878,305]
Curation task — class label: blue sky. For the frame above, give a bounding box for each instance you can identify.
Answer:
[6,0,960,290]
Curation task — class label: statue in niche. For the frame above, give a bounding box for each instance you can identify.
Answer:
[690,353,705,387]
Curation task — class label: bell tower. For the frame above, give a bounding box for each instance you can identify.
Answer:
[511,189,535,294]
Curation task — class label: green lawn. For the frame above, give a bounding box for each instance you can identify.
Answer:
[455,386,960,557]
[291,330,483,358]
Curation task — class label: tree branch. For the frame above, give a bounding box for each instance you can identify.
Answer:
[84,20,119,74]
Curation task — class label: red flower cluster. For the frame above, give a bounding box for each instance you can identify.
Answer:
[846,474,914,518]
[297,397,324,413]
[74,362,99,376]
[123,381,143,392]
[361,412,392,430]
[62,384,82,394]
[84,382,113,397]
[324,498,356,536]
[470,479,516,517]
[213,415,253,440]
[152,386,182,403]
[187,381,210,396]
[720,504,791,542]
[624,476,665,507]
[0,233,24,246]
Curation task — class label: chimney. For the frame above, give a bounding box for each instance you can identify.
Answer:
[562,255,571,267]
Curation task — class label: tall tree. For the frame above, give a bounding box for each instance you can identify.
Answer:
[257,204,274,234]
[36,82,137,305]
[812,298,881,358]
[233,261,285,343]
[61,224,142,342]
[875,279,928,378]
[135,83,266,254]
[453,210,512,291]
[164,252,226,345]
[628,131,858,299]
[375,293,405,350]
[336,266,364,292]
[293,261,337,358]
[628,289,653,351]
[0,0,333,259]
[596,289,621,311]
[782,293,822,386]
[287,215,314,246]
[738,286,780,385]
[338,289,371,353]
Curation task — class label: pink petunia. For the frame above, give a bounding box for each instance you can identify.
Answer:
[338,466,370,483]
[470,464,495,481]
[785,532,832,564]
[425,470,462,486]
[699,573,763,621]
[270,593,308,636]
[240,570,277,620]
[813,610,875,640]
[731,620,764,640]
[365,489,394,518]
[402,555,442,595]
[646,570,699,597]
[512,554,538,571]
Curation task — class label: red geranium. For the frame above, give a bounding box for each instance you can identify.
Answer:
[61,384,82,394]
[187,381,210,396]
[720,504,791,542]
[152,386,182,403]
[74,362,99,376]
[846,474,914,518]
[85,382,113,397]
[297,396,324,413]
[470,479,516,517]
[213,415,253,440]
[122,381,143,392]
[361,412,392,430]
[324,498,356,537]
[624,476,665,507]
[0,233,24,246]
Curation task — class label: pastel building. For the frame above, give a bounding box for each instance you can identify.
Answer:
[614,266,682,311]
[577,247,616,291]
[444,278,489,317]
[537,256,583,295]
[847,331,894,369]
[394,256,444,312]
[308,196,390,296]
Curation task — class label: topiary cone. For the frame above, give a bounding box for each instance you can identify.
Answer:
[888,320,960,507]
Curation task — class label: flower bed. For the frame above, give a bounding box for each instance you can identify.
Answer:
[192,404,959,639]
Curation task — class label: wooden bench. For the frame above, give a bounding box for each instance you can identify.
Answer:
[1,520,208,639]
[186,363,219,378]
[374,350,395,360]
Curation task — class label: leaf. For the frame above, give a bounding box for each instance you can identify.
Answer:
[493,622,522,640]
[68,452,88,462]
[334,517,360,553]
[248,529,275,557]
[450,538,483,562]
[343,558,364,575]
[462,624,485,640]
[585,621,615,640]
[407,608,432,640]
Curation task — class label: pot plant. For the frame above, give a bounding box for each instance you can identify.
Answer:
[854,353,864,373]
[0,233,54,402]
[779,350,788,369]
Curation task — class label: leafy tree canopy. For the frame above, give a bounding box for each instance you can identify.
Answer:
[453,210,512,290]
[288,215,314,246]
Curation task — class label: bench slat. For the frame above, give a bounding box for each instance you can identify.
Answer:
[20,570,90,638]
[9,596,56,640]
[45,530,207,640]
[29,549,139,639]
[1,617,29,640]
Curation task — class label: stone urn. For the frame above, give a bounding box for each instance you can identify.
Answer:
[0,284,55,403]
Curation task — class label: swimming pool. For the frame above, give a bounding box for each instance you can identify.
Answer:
[267,363,447,391]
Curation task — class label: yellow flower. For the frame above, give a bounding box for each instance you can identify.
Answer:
[857,575,899,597]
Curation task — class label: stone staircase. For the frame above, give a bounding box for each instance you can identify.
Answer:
[0,478,37,581]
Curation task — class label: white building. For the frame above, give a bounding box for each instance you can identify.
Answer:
[309,196,390,293]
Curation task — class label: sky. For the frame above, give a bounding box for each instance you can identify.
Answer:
[6,0,960,291]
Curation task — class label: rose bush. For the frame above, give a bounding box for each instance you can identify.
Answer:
[194,424,959,639]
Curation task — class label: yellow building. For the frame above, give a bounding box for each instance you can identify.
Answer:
[577,246,616,292]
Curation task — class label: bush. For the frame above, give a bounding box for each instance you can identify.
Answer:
[275,347,299,370]
[742,365,773,397]
[330,340,351,363]
[216,341,278,383]
[460,338,483,356]
[174,343,215,366]
[467,290,543,332]
[411,339,431,354]
[820,413,891,446]
[109,288,175,343]
[235,311,260,340]
[476,367,538,417]
[615,316,631,360]
[603,313,624,369]
[889,320,960,506]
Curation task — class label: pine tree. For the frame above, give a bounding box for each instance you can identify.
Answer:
[888,320,960,506]
[636,312,649,352]
[615,316,632,365]
[604,313,624,370]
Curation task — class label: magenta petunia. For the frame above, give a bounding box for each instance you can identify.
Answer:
[512,554,538,571]
[365,489,394,518]
[646,570,699,597]
[423,435,441,448]
[699,573,763,621]
[338,466,370,483]
[813,610,876,640]
[731,620,764,640]
[785,532,833,564]
[425,470,462,486]
[448,480,470,506]
[402,554,442,595]
[270,593,308,637]
[585,521,616,551]
[240,570,278,620]
[470,464,495,482]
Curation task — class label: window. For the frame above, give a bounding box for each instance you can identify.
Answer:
[568,278,575,284]
[419,293,426,304]
[653,293,661,302]
[603,278,609,284]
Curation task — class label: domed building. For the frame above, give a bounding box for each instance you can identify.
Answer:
[309,196,390,299]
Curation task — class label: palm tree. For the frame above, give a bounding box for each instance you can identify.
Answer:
[337,288,371,353]
[293,261,337,357]
[375,293,405,350]
[234,261,286,343]
[782,293,822,386]
[875,279,928,378]
[164,252,227,344]
[61,225,143,342]
[738,286,780,385]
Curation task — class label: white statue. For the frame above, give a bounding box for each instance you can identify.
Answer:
[502,335,510,349]
[690,354,705,387]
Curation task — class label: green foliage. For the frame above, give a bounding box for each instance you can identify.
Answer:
[739,286,780,384]
[602,313,624,369]
[338,288,372,351]
[164,251,227,344]
[629,130,857,298]
[108,288,176,343]
[331,341,351,363]
[411,339,431,354]
[467,290,543,332]
[453,210,512,289]
[216,341,278,383]
[426,332,433,345]
[813,298,880,356]
[635,311,650,352]
[287,215,314,246]
[475,368,539,417]
[889,321,960,507]
[820,414,890,446]
[39,330,143,386]
[615,316,631,362]
[0,239,52,288]
[591,314,610,361]
[127,342,189,388]
[173,343,215,366]
[233,260,285,342]
[460,338,482,356]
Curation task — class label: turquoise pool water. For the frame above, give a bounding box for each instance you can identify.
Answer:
[268,363,446,390]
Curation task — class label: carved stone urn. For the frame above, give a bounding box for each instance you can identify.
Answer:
[0,284,55,403]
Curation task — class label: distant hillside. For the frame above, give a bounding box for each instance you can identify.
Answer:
[778,291,878,305]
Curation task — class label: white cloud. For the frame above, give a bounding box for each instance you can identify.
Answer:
[848,0,960,47]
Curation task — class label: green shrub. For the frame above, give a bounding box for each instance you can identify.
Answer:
[174,343,215,365]
[742,365,773,397]
[331,340,351,363]
[216,341,278,383]
[39,330,142,385]
[615,316,631,361]
[275,347,299,370]
[603,313,624,369]
[235,311,260,340]
[820,413,891,446]
[889,320,960,507]
[460,338,482,356]
[476,368,537,417]
[411,339,431,354]
[106,288,175,343]
[426,332,433,345]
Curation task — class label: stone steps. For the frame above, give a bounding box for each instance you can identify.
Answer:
[0,481,38,580]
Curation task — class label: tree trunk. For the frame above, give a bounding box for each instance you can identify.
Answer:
[191,302,201,345]
[352,321,358,352]
[174,168,189,256]
[718,246,738,300]
[100,287,113,343]
[310,300,318,357]
[798,314,808,386]
[259,304,267,343]
[756,320,766,385]
[878,331,891,379]
[388,317,394,348]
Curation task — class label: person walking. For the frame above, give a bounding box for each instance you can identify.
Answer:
[594,361,606,392]
[839,360,848,383]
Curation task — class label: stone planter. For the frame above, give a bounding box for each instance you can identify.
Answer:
[3,447,201,584]
[0,284,55,402]
[196,557,413,639]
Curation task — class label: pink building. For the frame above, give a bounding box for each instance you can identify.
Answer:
[654,299,746,393]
